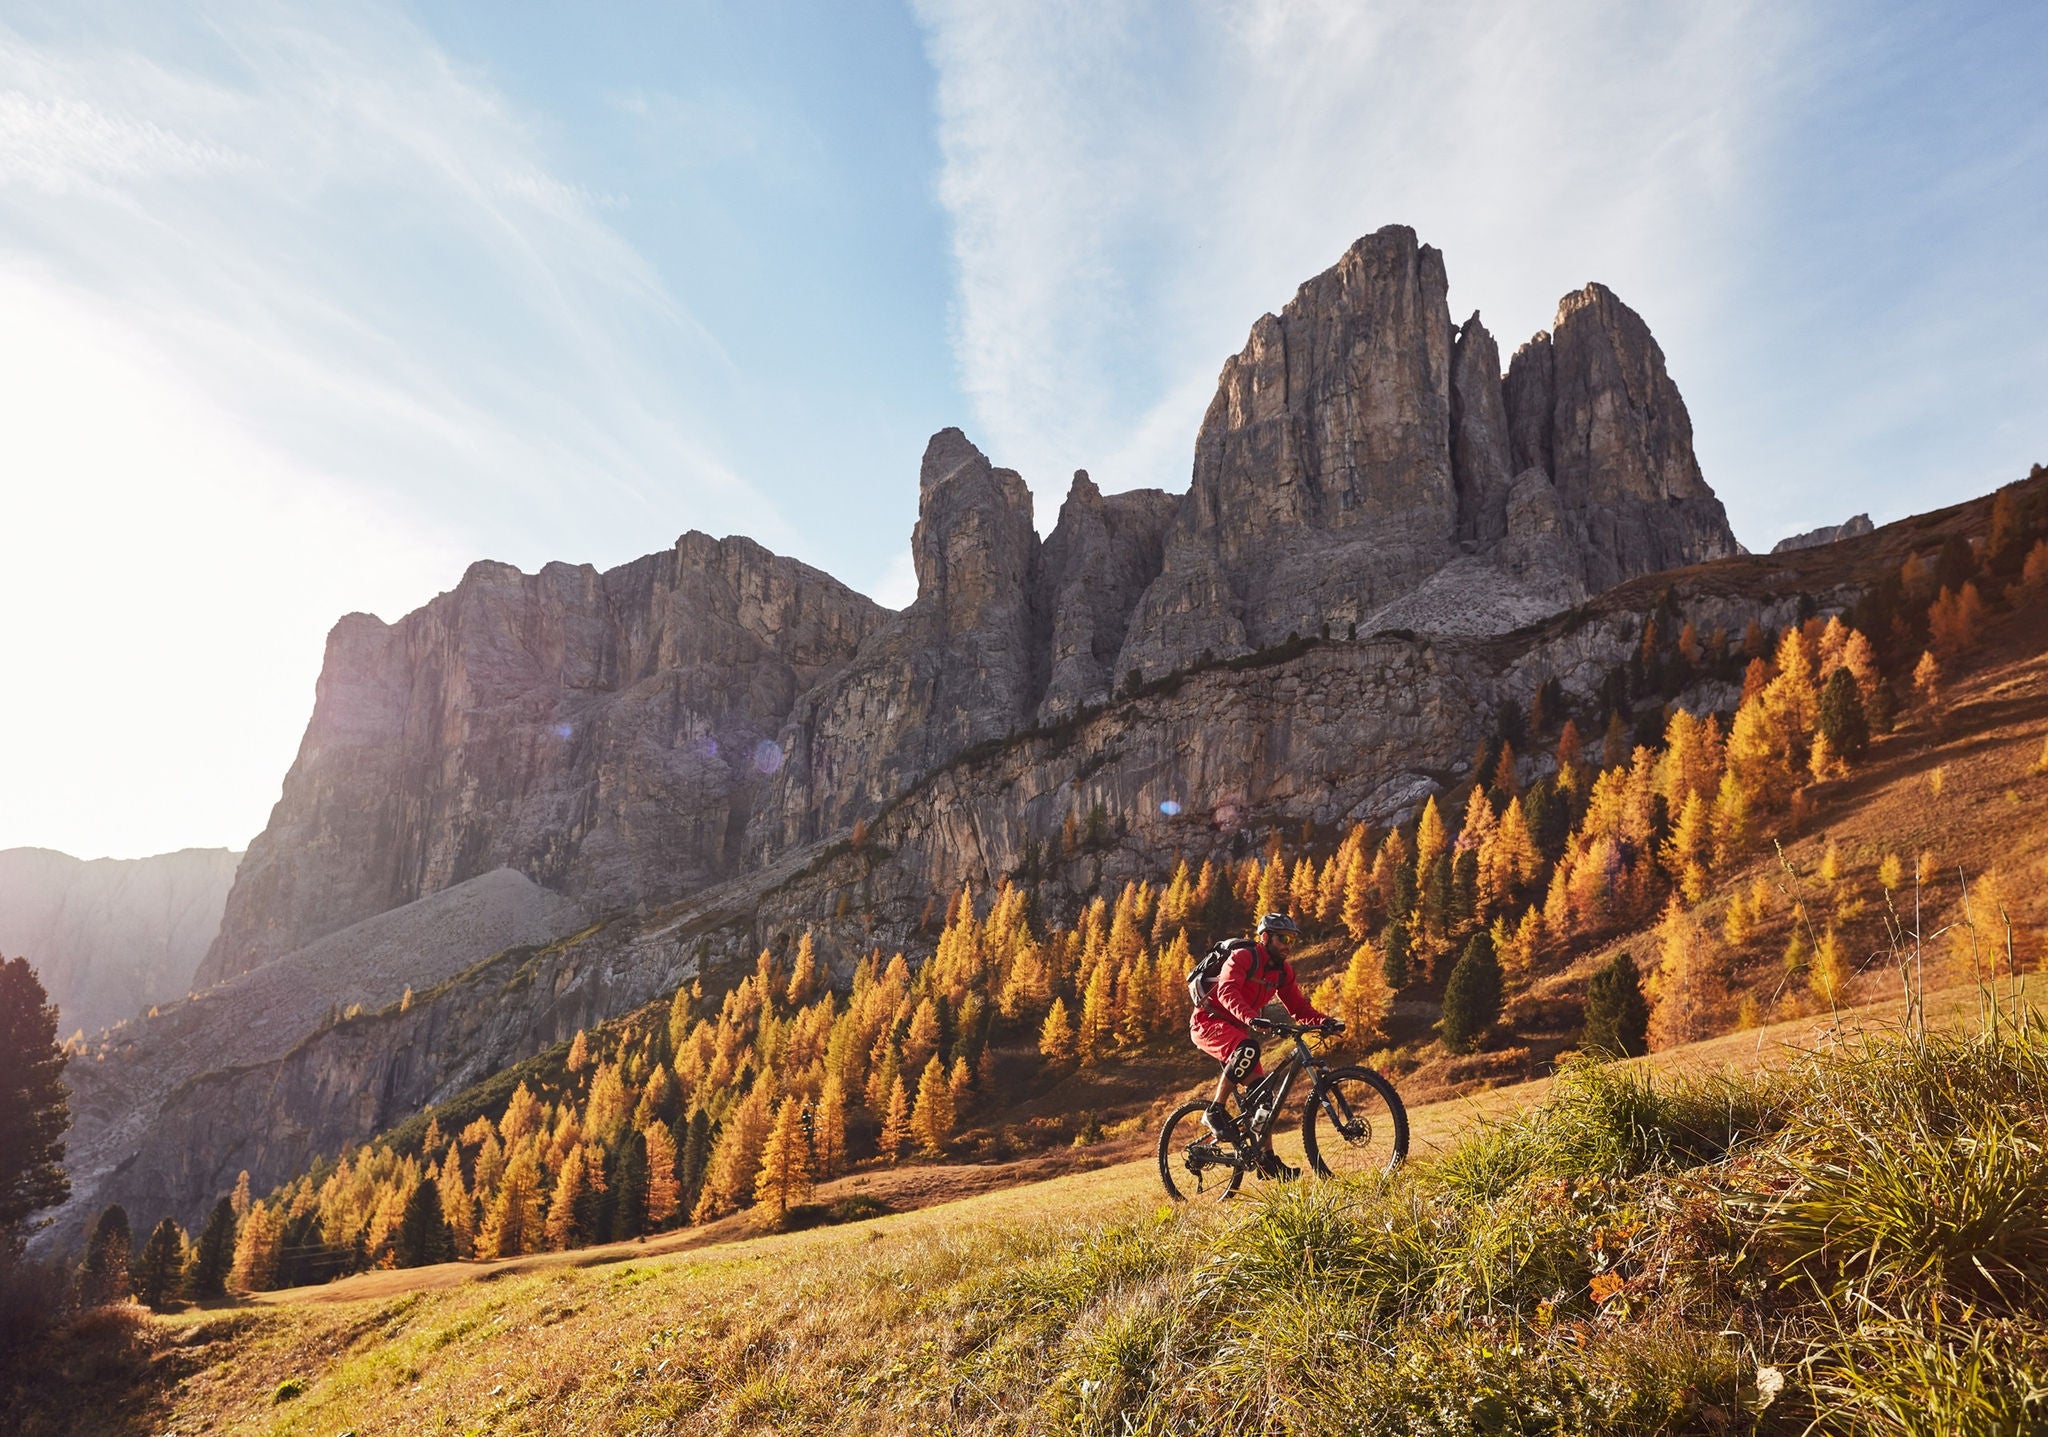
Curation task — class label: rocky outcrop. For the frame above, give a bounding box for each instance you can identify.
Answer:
[1772,514,1874,553]
[199,535,885,984]
[1035,472,1177,721]
[1118,228,1462,679]
[0,847,240,1035]
[1451,313,1517,548]
[1113,231,1738,681]
[758,431,1047,848]
[1505,284,1741,591]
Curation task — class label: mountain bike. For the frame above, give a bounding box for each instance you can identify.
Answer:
[1157,1018,1408,1202]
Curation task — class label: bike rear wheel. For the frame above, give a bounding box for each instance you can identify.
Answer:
[1157,1099,1246,1203]
[1300,1066,1408,1181]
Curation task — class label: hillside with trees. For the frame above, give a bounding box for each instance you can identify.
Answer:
[47,464,2045,1292]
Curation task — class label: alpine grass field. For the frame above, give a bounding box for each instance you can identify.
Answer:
[5,977,2043,1435]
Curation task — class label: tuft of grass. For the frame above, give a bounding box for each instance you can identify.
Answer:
[1807,1319,2048,1435]
[1433,1054,1782,1201]
[1741,1028,2048,1315]
[271,1374,306,1404]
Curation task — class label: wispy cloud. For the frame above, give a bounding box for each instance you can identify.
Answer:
[0,5,783,559]
[0,2,791,855]
[912,1,1800,504]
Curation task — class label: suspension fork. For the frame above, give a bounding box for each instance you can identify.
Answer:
[1313,1067,1360,1131]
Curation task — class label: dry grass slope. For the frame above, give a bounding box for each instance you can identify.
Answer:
[5,978,2033,1437]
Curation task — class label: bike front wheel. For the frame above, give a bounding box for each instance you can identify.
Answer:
[1157,1099,1246,1203]
[1300,1066,1408,1181]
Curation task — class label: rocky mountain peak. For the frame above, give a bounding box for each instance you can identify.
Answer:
[909,427,1037,640]
[203,225,1742,984]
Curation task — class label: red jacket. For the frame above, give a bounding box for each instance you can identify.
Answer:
[1211,938,1325,1029]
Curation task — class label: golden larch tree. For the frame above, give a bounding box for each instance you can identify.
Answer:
[1336,942,1391,1044]
[1038,995,1076,1064]
[1288,857,1318,918]
[644,1121,681,1228]
[753,1096,814,1217]
[909,1055,954,1157]
[691,1077,777,1223]
[813,1074,849,1181]
[545,1143,590,1250]
[878,1074,912,1164]
[480,1143,544,1258]
[1413,797,1448,877]
[1077,961,1114,1065]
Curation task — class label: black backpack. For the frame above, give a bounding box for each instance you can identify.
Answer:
[1186,937,1255,1016]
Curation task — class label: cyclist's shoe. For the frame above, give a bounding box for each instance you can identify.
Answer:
[1255,1151,1300,1182]
[1203,1103,1241,1146]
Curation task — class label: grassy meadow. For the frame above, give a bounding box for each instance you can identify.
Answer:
[11,979,2044,1437]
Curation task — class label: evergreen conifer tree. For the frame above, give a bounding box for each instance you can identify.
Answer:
[77,1204,131,1307]
[1817,666,1870,761]
[395,1180,453,1267]
[1439,932,1502,1054]
[679,1109,715,1217]
[189,1197,237,1297]
[1380,920,1411,990]
[130,1218,185,1310]
[0,956,69,1253]
[1580,951,1650,1058]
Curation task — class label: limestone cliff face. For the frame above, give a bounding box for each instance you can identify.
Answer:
[1504,283,1741,590]
[1119,227,1461,679]
[1114,230,1738,680]
[200,535,885,983]
[1036,472,1177,722]
[758,430,1045,848]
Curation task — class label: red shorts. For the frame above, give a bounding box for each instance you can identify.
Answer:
[1190,1009,1263,1078]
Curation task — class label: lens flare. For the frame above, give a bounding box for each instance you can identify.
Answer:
[752,738,785,775]
[1158,799,1182,816]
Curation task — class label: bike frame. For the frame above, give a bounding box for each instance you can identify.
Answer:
[1234,1031,1325,1146]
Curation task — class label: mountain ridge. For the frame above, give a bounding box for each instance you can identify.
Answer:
[202,225,1739,985]
[0,845,241,1035]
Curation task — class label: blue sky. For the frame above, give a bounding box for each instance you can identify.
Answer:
[1,0,2043,858]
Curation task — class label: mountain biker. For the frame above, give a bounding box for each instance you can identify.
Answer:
[1188,911,1342,1178]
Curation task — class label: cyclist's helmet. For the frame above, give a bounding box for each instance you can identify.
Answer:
[1255,912,1301,946]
